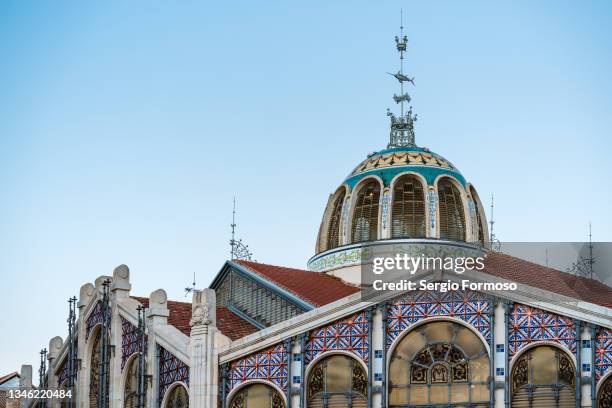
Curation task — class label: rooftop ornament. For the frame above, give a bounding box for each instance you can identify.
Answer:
[387,10,418,148]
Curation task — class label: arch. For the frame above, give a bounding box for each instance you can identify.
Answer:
[161,382,189,408]
[88,325,110,408]
[324,187,347,251]
[510,344,575,408]
[350,177,382,244]
[122,353,146,408]
[436,176,467,241]
[387,319,490,407]
[389,173,426,239]
[468,185,488,245]
[306,353,367,407]
[597,371,612,408]
[227,380,286,408]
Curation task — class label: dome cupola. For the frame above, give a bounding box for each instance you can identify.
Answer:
[308,24,488,274]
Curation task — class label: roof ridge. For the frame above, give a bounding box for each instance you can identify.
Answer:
[489,252,611,288]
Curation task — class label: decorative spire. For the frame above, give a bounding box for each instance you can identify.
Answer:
[387,9,418,148]
[230,197,254,261]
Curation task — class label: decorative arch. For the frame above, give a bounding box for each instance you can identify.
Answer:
[88,325,110,408]
[122,353,144,408]
[306,353,367,407]
[468,185,487,245]
[161,382,188,408]
[350,177,383,243]
[387,319,490,407]
[389,172,426,239]
[510,344,575,407]
[324,187,347,251]
[226,380,286,408]
[597,371,612,408]
[435,176,467,241]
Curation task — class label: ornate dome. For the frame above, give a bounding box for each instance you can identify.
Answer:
[307,25,489,273]
[313,145,488,258]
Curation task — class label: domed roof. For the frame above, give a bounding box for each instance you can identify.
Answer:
[344,146,465,189]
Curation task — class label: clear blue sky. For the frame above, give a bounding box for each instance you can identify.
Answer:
[1,1,611,374]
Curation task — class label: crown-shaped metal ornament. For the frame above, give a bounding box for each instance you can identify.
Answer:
[387,11,417,148]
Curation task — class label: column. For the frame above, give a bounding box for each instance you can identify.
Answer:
[188,289,217,408]
[493,301,507,408]
[371,305,384,408]
[47,336,63,408]
[146,289,169,408]
[110,265,131,408]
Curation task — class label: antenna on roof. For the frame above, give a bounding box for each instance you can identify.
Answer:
[566,221,596,278]
[229,197,254,261]
[184,272,196,297]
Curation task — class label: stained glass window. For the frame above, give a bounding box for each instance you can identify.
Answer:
[438,178,465,241]
[325,188,346,251]
[388,321,489,407]
[391,175,425,239]
[511,345,575,408]
[124,357,138,408]
[89,329,109,408]
[351,181,380,243]
[307,354,367,408]
[598,374,612,408]
[228,383,285,408]
[164,385,188,408]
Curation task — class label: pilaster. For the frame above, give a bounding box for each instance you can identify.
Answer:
[188,289,217,408]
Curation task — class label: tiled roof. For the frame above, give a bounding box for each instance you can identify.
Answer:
[131,297,258,340]
[0,372,18,385]
[484,251,612,308]
[235,260,360,307]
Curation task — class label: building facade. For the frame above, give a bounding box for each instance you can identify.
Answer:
[15,26,612,408]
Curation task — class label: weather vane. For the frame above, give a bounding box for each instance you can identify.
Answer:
[387,9,418,148]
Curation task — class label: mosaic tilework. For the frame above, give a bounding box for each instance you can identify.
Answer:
[158,346,189,406]
[508,303,576,356]
[595,327,612,381]
[304,311,369,364]
[86,301,111,340]
[386,290,491,349]
[227,343,288,393]
[120,316,147,370]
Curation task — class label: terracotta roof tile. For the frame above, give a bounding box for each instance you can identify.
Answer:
[131,297,258,340]
[235,260,360,307]
[484,252,612,308]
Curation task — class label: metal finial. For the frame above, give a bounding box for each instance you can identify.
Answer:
[387,9,417,148]
[229,197,254,261]
[489,193,501,252]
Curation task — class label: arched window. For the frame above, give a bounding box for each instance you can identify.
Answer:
[307,354,367,408]
[391,175,425,238]
[123,357,138,408]
[326,189,346,250]
[511,345,575,408]
[388,321,490,407]
[598,374,612,408]
[229,383,285,408]
[165,384,188,408]
[470,186,485,244]
[438,179,466,241]
[351,181,380,243]
[89,329,109,408]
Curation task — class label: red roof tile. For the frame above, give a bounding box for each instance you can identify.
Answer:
[131,297,258,340]
[235,260,360,307]
[484,252,612,308]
